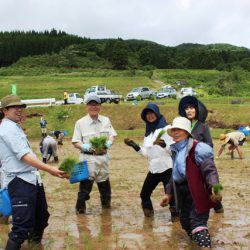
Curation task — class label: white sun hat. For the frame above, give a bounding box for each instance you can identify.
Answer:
[167,117,192,136]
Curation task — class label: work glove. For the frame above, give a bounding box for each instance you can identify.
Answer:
[105,140,113,149]
[124,138,141,152]
[210,183,223,203]
[81,143,92,152]
[153,139,166,148]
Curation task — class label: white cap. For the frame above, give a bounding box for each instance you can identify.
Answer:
[167,117,192,136]
[86,95,101,104]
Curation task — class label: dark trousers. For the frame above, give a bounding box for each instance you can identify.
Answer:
[140,169,176,213]
[176,182,209,234]
[76,179,111,210]
[7,177,50,245]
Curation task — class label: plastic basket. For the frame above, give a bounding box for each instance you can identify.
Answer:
[69,160,89,184]
[0,188,12,217]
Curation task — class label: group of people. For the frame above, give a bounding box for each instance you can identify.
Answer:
[0,93,246,249]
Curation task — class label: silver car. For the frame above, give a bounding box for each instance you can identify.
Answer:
[126,87,154,101]
[156,88,177,99]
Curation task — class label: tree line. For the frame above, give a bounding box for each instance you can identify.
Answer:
[1,30,250,71]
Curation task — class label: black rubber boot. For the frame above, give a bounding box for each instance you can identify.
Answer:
[42,158,47,163]
[193,229,211,248]
[28,229,44,245]
[5,239,21,250]
[75,180,94,214]
[97,180,112,209]
[141,200,154,217]
[54,156,59,162]
[142,207,154,217]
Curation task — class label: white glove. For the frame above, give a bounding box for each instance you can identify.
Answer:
[81,143,91,152]
[105,140,113,149]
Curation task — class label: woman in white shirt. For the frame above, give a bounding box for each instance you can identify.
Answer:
[124,103,178,221]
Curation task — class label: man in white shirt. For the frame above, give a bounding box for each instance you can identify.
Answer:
[72,95,117,214]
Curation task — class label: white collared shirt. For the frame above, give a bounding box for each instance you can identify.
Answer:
[72,114,117,144]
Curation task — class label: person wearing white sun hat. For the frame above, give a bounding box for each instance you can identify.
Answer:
[161,116,222,249]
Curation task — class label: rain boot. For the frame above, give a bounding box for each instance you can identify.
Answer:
[42,158,47,163]
[54,156,58,162]
[142,207,154,217]
[97,179,112,209]
[75,180,94,214]
[141,200,154,217]
[5,239,21,250]
[28,229,44,245]
[193,229,211,248]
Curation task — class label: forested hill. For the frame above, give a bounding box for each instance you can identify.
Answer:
[1,30,250,71]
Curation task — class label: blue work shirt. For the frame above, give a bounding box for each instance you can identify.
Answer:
[0,118,38,188]
[171,139,214,183]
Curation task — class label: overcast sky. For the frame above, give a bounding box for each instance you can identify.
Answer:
[1,0,250,49]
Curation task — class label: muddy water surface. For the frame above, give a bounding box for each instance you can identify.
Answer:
[0,140,250,250]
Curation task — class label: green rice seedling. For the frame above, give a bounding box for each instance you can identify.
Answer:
[156,129,165,141]
[90,136,108,155]
[59,157,78,178]
[213,183,223,194]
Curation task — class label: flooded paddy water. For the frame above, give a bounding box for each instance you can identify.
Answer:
[0,140,250,250]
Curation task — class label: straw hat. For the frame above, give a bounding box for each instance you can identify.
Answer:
[0,95,26,108]
[219,134,230,144]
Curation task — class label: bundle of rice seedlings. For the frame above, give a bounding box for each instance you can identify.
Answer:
[59,157,78,178]
[90,136,108,154]
[213,183,223,194]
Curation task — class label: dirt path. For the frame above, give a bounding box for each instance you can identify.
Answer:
[1,140,250,250]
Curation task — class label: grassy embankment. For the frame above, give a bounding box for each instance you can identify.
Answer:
[1,69,250,140]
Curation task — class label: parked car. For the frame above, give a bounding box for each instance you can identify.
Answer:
[156,88,177,99]
[126,87,155,101]
[181,87,197,96]
[84,86,122,104]
[67,93,84,104]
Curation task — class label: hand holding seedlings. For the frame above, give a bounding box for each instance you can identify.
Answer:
[59,157,78,178]
[90,136,108,155]
[153,130,166,147]
[210,183,223,203]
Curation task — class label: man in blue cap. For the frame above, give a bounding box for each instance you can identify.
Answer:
[72,95,117,214]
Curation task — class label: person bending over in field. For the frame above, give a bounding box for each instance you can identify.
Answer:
[217,131,246,159]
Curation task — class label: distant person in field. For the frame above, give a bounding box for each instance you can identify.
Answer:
[0,94,65,250]
[39,134,58,163]
[40,117,47,137]
[178,95,224,213]
[50,130,65,145]
[124,103,178,221]
[160,117,222,249]
[217,131,246,159]
[72,95,117,214]
[63,90,69,105]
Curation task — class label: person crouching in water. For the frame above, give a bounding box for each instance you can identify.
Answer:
[124,103,178,221]
[160,117,222,249]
